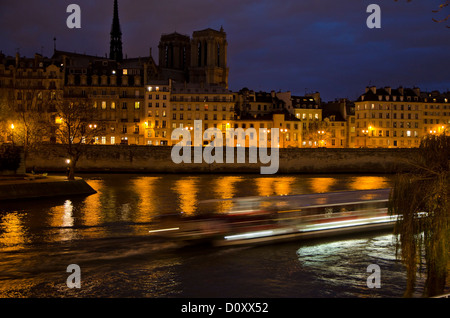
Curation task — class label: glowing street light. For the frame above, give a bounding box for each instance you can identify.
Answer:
[362,129,369,147]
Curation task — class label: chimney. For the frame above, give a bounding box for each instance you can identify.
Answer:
[398,86,404,95]
[385,86,391,95]
[370,86,376,94]
[413,87,420,96]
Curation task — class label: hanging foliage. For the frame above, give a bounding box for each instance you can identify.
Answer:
[388,134,450,297]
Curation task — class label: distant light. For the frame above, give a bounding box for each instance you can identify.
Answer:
[112,70,116,74]
[66,159,71,164]
[10,124,14,129]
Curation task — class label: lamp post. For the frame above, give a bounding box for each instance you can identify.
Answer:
[362,129,368,147]
[281,129,288,148]
[317,130,325,147]
[10,123,15,145]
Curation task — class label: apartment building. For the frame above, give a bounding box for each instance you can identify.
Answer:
[355,86,450,148]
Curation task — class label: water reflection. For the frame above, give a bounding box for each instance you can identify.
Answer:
[214,176,243,213]
[309,178,336,193]
[80,180,103,228]
[132,177,162,222]
[350,176,389,191]
[173,177,199,216]
[0,174,393,249]
[254,176,296,197]
[0,212,29,251]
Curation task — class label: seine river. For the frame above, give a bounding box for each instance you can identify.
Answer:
[0,173,429,298]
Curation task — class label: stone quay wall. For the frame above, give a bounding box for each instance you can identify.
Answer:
[26,145,420,174]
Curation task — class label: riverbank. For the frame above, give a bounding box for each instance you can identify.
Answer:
[0,174,97,201]
[26,145,419,174]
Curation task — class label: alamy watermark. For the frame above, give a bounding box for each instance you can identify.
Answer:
[66,264,81,289]
[66,4,81,29]
[170,120,280,175]
[366,4,381,29]
[366,264,381,288]
[65,3,382,30]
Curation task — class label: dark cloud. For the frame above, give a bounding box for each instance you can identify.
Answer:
[0,0,448,101]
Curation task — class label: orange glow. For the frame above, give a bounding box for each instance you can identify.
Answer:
[349,176,389,190]
[0,212,29,251]
[173,177,199,216]
[310,178,336,193]
[214,176,243,212]
[132,177,161,222]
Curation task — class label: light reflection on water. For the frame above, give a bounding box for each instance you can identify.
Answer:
[0,173,413,298]
[0,174,393,250]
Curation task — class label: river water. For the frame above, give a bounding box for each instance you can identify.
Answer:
[0,173,430,298]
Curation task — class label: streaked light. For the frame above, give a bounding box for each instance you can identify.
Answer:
[225,230,274,241]
[300,215,396,232]
[148,227,180,234]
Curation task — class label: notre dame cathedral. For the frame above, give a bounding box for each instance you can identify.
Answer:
[52,0,229,89]
[158,27,229,89]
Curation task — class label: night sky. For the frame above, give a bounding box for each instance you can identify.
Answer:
[0,0,449,101]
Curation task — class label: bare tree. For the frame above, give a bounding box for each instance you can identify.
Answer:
[54,98,101,180]
[395,0,450,28]
[0,86,49,164]
[432,1,450,27]
[302,120,331,148]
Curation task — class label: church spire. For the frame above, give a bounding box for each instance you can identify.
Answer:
[110,0,123,61]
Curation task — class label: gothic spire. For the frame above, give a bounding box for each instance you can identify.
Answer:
[110,0,123,61]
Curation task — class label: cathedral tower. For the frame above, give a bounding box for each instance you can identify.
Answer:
[189,27,229,88]
[110,0,123,61]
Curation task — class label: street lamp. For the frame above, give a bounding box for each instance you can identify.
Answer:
[281,128,288,148]
[317,130,325,147]
[362,129,368,147]
[10,123,15,145]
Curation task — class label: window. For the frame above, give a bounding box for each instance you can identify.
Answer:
[135,102,140,109]
[111,136,115,144]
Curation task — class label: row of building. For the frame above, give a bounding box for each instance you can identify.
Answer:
[1,1,449,149]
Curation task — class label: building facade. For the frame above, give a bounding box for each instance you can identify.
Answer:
[2,1,450,150]
[355,86,450,148]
